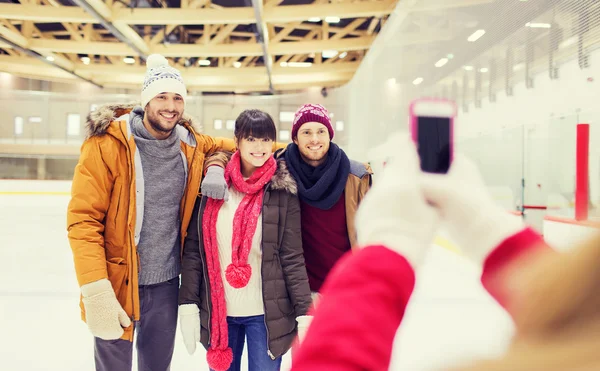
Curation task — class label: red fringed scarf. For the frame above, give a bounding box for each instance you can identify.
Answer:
[202,151,277,371]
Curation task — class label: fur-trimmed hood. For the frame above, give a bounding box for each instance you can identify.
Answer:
[268,159,298,195]
[85,102,201,139]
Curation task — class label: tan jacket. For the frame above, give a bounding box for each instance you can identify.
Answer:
[344,160,373,248]
[66,103,236,341]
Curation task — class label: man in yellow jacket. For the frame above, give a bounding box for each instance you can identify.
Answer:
[66,54,235,371]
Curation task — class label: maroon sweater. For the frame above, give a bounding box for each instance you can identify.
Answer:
[300,192,351,292]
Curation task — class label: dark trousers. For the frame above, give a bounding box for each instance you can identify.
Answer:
[94,277,179,371]
[213,315,282,371]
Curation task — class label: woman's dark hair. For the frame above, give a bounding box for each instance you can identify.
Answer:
[234,109,276,142]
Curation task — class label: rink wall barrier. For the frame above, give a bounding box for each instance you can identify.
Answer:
[0,179,71,195]
[543,215,600,252]
[4,180,536,257]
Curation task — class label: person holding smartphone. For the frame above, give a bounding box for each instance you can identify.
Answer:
[291,133,562,371]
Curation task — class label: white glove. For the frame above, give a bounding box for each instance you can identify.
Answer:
[420,154,525,265]
[80,278,131,340]
[179,304,201,355]
[296,315,313,344]
[355,133,439,268]
[201,166,229,201]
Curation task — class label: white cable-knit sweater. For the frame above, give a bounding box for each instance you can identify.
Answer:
[216,186,265,317]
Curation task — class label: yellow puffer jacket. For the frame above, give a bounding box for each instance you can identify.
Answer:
[66,103,236,341]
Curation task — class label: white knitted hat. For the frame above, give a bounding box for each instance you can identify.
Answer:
[141,54,187,108]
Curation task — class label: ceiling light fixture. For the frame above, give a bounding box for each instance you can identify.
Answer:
[435,57,449,67]
[325,16,341,23]
[123,57,135,64]
[559,36,578,49]
[413,77,424,85]
[281,62,312,68]
[322,50,338,59]
[468,29,486,42]
[198,59,211,66]
[526,22,551,28]
[289,62,313,68]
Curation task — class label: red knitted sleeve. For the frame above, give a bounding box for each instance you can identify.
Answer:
[291,245,416,371]
[481,228,551,313]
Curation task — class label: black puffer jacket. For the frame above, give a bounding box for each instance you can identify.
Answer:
[179,159,312,359]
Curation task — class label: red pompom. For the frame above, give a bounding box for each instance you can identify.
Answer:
[225,264,252,288]
[207,347,233,371]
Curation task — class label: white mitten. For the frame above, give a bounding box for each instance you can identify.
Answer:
[179,304,201,355]
[296,315,313,344]
[80,278,131,340]
[420,154,525,265]
[355,133,439,268]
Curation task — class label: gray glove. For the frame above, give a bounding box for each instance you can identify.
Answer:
[201,166,229,201]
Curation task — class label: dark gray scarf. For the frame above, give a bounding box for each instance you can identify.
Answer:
[284,142,350,210]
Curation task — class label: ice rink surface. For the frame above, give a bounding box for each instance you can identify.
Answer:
[0,180,514,371]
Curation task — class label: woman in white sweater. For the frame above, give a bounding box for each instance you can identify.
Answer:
[178,109,312,371]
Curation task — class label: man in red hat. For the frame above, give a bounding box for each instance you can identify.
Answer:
[283,103,372,301]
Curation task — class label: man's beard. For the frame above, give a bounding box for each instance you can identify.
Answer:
[299,145,328,165]
[146,109,181,134]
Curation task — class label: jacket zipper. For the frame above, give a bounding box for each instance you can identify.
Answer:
[122,125,137,328]
[263,310,275,360]
[198,197,211,344]
[180,140,198,238]
[261,187,275,360]
[129,229,137,324]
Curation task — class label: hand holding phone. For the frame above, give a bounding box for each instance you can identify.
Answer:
[409,98,456,174]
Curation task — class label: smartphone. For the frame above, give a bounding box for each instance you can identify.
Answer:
[409,98,456,174]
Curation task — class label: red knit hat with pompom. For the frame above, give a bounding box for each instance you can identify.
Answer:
[291,104,334,140]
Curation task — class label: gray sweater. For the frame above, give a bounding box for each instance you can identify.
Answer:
[130,107,186,285]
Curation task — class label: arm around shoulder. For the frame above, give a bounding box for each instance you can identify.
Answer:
[204,150,233,174]
[200,135,237,155]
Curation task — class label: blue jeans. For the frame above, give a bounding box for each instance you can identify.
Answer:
[213,315,282,371]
